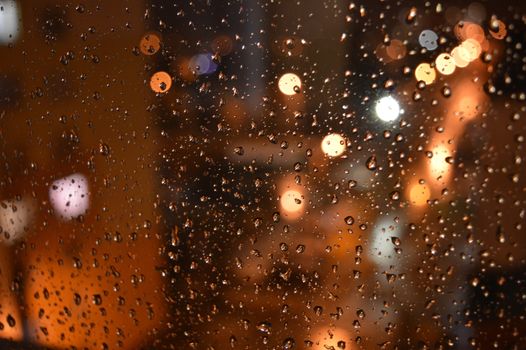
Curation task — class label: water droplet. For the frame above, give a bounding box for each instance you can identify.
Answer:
[406,7,417,23]
[257,321,272,334]
[441,86,451,97]
[6,314,15,327]
[283,337,296,349]
[366,155,377,170]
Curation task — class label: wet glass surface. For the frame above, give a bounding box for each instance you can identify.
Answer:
[0,0,525,349]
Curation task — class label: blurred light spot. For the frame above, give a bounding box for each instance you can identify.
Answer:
[451,46,470,68]
[409,183,430,206]
[386,39,406,60]
[467,2,486,23]
[278,73,301,95]
[459,39,481,62]
[139,32,161,55]
[150,71,172,93]
[312,327,349,350]
[189,53,218,76]
[375,96,400,122]
[49,173,89,220]
[465,23,485,45]
[414,63,436,85]
[429,145,452,183]
[211,35,233,56]
[489,18,507,40]
[321,133,346,157]
[435,53,456,75]
[280,190,304,215]
[0,197,34,245]
[418,30,438,50]
[0,0,21,45]
[375,43,392,63]
[370,215,403,267]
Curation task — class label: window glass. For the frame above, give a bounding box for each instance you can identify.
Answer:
[0,0,525,349]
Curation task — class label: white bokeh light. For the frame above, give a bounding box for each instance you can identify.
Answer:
[375,96,400,122]
[369,215,404,268]
[0,0,21,45]
[49,173,90,220]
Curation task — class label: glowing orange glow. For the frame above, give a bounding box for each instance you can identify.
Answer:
[0,246,23,342]
[465,23,485,44]
[454,22,484,43]
[150,71,172,93]
[457,95,480,120]
[278,73,302,95]
[139,33,161,55]
[429,144,453,183]
[414,63,436,85]
[409,182,430,206]
[312,326,350,350]
[321,133,346,157]
[386,39,407,60]
[489,19,507,40]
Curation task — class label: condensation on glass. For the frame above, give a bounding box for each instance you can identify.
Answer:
[0,0,525,349]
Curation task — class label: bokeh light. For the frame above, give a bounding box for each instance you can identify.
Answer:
[418,30,439,50]
[0,197,34,245]
[489,18,507,40]
[280,189,304,217]
[0,0,20,45]
[375,96,400,122]
[150,71,172,93]
[414,63,436,85]
[189,53,218,75]
[408,182,430,206]
[451,46,470,68]
[435,53,456,75]
[429,144,452,183]
[460,39,482,62]
[321,133,346,157]
[369,215,404,267]
[278,73,301,95]
[49,173,90,220]
[139,32,161,55]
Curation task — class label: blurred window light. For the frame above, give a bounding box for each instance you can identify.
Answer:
[0,0,20,45]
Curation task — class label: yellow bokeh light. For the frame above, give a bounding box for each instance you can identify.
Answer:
[280,189,304,215]
[321,133,346,157]
[278,73,302,95]
[414,63,436,85]
[435,53,456,75]
[460,39,481,62]
[429,145,452,183]
[409,183,430,206]
[451,46,470,68]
